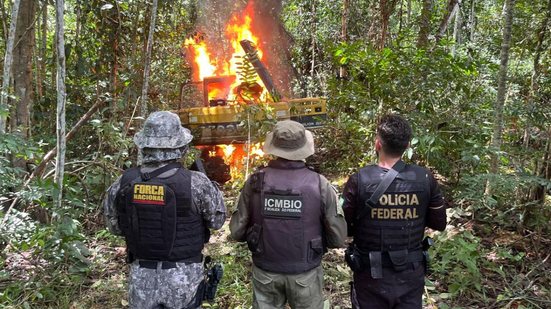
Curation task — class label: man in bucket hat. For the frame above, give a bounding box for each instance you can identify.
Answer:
[230,120,347,309]
[103,111,226,309]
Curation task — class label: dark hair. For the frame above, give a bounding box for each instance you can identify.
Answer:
[376,114,412,157]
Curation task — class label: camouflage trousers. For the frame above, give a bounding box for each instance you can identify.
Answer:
[128,260,203,309]
[252,265,324,309]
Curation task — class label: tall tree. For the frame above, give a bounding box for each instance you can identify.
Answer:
[0,0,20,134]
[417,0,432,48]
[468,0,476,41]
[10,0,36,137]
[523,0,551,148]
[452,1,462,56]
[434,0,460,45]
[54,0,67,209]
[489,0,516,175]
[0,0,8,41]
[340,0,350,78]
[140,0,159,118]
[378,0,398,49]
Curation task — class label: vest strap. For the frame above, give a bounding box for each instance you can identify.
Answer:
[356,160,406,221]
[141,162,182,180]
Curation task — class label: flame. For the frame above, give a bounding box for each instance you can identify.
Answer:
[213,143,265,180]
[184,37,217,81]
[250,143,265,157]
[184,0,268,104]
[220,144,237,163]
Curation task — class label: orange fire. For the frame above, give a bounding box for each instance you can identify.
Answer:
[184,0,268,104]
[218,143,266,179]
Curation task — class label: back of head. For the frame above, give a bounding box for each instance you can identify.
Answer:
[376,114,412,157]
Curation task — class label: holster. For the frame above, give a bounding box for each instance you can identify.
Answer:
[345,244,363,272]
[246,223,262,253]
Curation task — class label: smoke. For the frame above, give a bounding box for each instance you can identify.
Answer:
[192,0,295,99]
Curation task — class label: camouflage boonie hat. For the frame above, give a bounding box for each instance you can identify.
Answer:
[263,120,314,161]
[134,111,193,149]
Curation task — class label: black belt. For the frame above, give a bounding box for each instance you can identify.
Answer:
[138,260,178,269]
[358,249,424,267]
[137,255,203,269]
[381,250,424,267]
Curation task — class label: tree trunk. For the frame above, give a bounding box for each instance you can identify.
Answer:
[435,0,460,45]
[35,12,42,99]
[417,0,432,48]
[468,0,476,41]
[523,0,550,148]
[55,0,67,209]
[406,0,412,25]
[0,0,21,134]
[112,2,121,100]
[140,0,159,119]
[398,0,404,35]
[10,0,36,138]
[39,0,47,96]
[340,0,350,79]
[452,2,462,56]
[310,0,317,84]
[489,0,515,175]
[378,0,398,49]
[0,0,8,42]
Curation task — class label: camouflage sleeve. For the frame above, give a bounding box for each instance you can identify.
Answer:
[229,179,252,242]
[103,176,123,236]
[320,175,347,248]
[191,171,226,230]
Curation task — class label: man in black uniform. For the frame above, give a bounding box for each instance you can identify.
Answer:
[342,114,446,309]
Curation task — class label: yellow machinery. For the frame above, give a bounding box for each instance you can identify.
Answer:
[178,98,327,145]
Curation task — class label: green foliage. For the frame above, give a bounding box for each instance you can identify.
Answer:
[454,173,551,230]
[431,230,485,297]
[318,41,492,177]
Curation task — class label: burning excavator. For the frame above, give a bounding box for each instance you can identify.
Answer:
[179,2,326,183]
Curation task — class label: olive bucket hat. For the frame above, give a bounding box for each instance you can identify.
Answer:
[263,120,315,161]
[134,111,193,149]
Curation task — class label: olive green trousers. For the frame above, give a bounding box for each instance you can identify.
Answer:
[252,264,324,309]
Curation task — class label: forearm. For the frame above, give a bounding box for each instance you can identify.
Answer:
[426,204,446,231]
[229,184,251,242]
[321,176,347,248]
[103,178,123,236]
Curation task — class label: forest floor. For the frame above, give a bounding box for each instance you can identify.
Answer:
[2,181,551,308]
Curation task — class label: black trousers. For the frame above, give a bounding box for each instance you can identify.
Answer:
[352,262,425,309]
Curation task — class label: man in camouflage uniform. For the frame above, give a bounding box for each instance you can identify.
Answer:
[230,120,347,309]
[103,111,226,309]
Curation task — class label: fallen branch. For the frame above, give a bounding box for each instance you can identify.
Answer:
[32,99,105,180]
[2,99,105,224]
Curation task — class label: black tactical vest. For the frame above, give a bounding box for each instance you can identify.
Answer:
[116,166,205,262]
[355,164,430,253]
[248,160,324,274]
